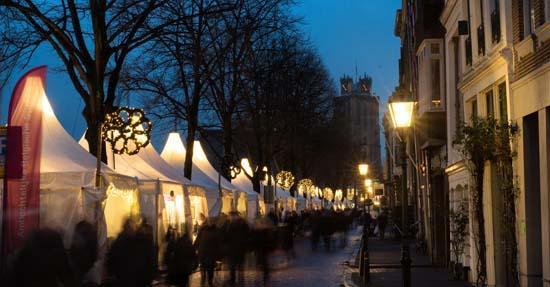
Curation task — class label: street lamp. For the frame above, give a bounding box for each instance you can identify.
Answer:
[358,163,369,176]
[357,163,369,211]
[388,99,414,287]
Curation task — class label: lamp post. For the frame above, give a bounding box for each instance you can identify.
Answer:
[388,99,414,287]
[357,163,369,211]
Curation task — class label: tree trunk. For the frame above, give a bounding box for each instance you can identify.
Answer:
[252,172,261,194]
[184,112,198,180]
[222,116,233,179]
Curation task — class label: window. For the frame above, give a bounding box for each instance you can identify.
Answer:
[478,0,486,55]
[431,59,441,105]
[491,0,501,43]
[486,90,494,118]
[498,83,508,121]
[525,0,546,35]
[465,36,473,65]
[431,43,440,54]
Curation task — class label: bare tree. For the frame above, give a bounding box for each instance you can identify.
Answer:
[203,0,296,178]
[0,0,179,160]
[121,0,231,179]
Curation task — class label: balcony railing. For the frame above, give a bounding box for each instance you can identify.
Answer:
[465,36,473,66]
[477,24,485,55]
[491,9,501,44]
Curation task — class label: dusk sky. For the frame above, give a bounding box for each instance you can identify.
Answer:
[1,0,401,144]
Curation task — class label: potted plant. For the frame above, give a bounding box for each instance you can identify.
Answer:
[449,202,468,280]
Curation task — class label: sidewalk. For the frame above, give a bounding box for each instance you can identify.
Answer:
[342,235,471,287]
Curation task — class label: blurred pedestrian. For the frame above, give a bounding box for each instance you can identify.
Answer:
[377,212,387,239]
[224,212,250,286]
[253,218,275,284]
[69,221,98,286]
[12,228,76,287]
[194,218,220,287]
[106,217,156,287]
[165,231,197,287]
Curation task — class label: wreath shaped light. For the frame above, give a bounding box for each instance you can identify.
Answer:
[229,165,242,179]
[323,187,334,201]
[334,189,343,201]
[102,107,152,155]
[297,178,314,197]
[276,170,295,190]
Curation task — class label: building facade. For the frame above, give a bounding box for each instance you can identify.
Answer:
[334,75,382,180]
[509,0,550,286]
[400,0,550,286]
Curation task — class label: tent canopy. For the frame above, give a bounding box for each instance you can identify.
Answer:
[161,133,230,192]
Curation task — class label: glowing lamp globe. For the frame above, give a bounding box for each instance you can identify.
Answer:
[388,101,415,128]
[364,179,373,188]
[358,164,369,176]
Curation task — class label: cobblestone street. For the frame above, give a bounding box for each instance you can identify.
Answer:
[156,227,361,287]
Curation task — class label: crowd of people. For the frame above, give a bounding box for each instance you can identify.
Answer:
[1,208,364,287]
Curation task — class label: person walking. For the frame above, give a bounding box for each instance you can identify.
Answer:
[69,221,98,286]
[165,231,197,287]
[194,218,220,287]
[11,228,76,287]
[105,217,156,287]
[377,212,387,239]
[224,212,250,286]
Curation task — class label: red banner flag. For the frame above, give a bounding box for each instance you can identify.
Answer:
[2,66,45,256]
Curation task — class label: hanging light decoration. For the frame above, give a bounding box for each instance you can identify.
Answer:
[103,107,152,155]
[276,171,296,190]
[297,178,314,197]
[229,165,242,179]
[346,187,355,201]
[323,187,334,201]
[334,189,343,201]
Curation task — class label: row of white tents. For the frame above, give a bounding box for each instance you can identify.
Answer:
[31,82,312,248]
[0,68,321,280]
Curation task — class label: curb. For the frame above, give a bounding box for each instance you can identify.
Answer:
[340,235,363,287]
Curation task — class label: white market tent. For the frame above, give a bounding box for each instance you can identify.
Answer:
[161,133,233,217]
[79,137,205,238]
[261,175,295,212]
[231,167,261,217]
[80,136,209,265]
[39,91,139,247]
[296,196,306,212]
[192,141,261,219]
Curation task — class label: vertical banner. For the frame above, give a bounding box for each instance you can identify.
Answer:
[0,127,7,178]
[2,66,45,256]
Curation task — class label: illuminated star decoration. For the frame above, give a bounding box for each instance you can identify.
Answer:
[103,107,152,155]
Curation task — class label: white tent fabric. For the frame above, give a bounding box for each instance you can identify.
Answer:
[40,95,139,251]
[193,141,237,190]
[231,171,259,218]
[161,133,232,217]
[79,136,200,265]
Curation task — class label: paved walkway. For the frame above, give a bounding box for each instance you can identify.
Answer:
[362,237,470,287]
[157,227,362,287]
